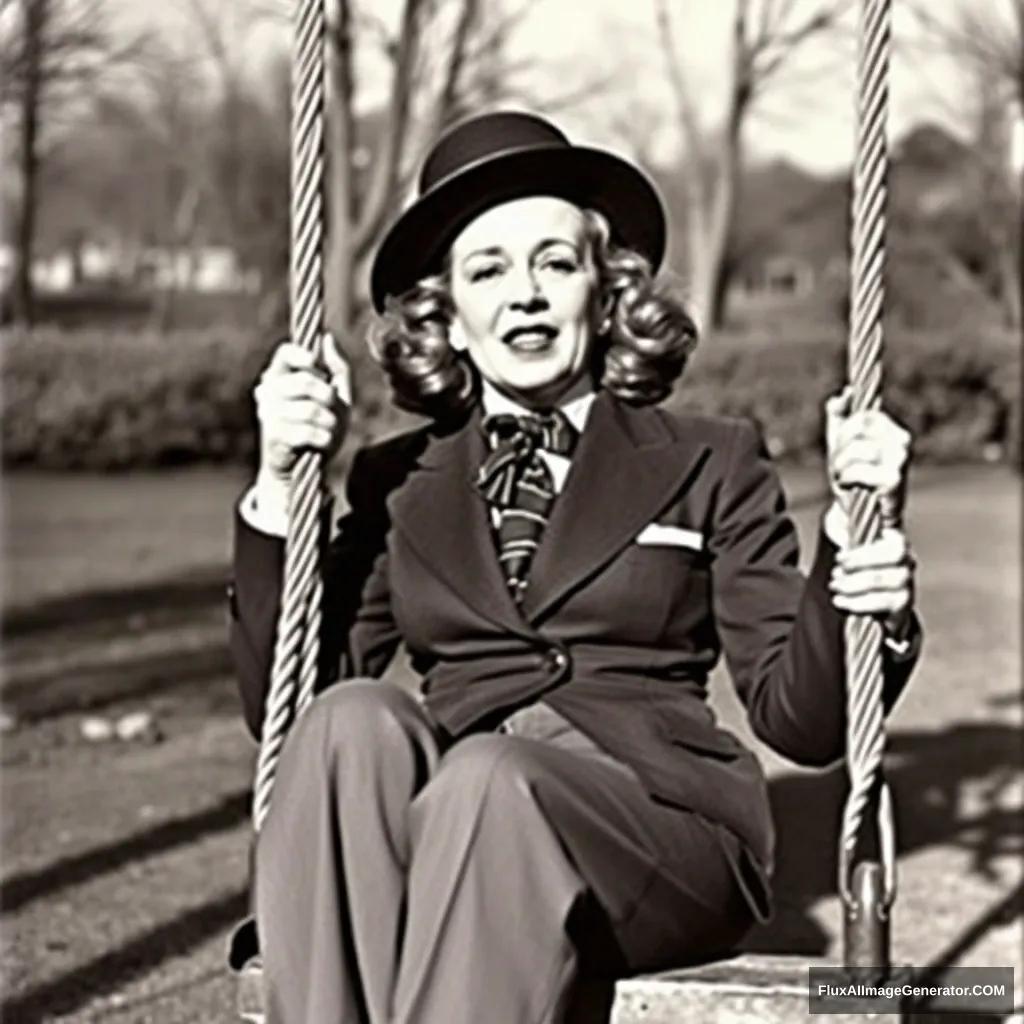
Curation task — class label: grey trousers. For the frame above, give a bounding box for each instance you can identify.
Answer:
[255,680,753,1024]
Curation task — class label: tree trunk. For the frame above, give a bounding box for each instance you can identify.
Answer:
[685,8,748,334]
[324,0,356,338]
[1018,156,1024,330]
[13,0,48,328]
[691,125,746,332]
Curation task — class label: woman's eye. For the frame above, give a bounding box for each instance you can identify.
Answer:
[468,263,502,282]
[539,257,578,274]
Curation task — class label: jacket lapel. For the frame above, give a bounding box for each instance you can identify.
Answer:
[388,409,534,638]
[521,392,712,623]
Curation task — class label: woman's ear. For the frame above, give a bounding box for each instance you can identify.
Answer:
[448,318,470,353]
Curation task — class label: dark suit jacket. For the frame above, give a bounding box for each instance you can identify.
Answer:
[229,390,922,913]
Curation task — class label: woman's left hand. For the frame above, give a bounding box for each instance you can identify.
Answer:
[829,528,916,638]
[825,387,916,638]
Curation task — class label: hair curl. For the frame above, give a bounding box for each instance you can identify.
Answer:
[367,209,698,420]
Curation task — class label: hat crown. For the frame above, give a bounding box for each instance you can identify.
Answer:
[419,111,570,195]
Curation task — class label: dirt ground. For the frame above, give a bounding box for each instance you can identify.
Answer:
[1,464,1021,1022]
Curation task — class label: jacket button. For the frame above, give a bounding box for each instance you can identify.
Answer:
[544,649,568,673]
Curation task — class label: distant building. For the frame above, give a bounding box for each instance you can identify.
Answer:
[0,241,259,295]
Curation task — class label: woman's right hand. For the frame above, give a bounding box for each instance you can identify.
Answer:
[253,332,352,490]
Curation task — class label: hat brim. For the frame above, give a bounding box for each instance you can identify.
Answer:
[369,144,667,313]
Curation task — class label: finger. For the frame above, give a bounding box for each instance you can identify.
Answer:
[832,437,885,471]
[829,565,912,597]
[270,341,319,372]
[824,387,854,435]
[320,332,349,377]
[830,590,912,617]
[832,462,903,495]
[265,369,336,407]
[831,441,906,487]
[838,409,912,450]
[277,400,338,434]
[825,386,854,418]
[836,529,910,569]
[275,420,335,452]
[319,335,353,408]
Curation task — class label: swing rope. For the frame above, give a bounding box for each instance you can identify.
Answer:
[251,0,328,835]
[839,0,899,947]
[246,0,898,975]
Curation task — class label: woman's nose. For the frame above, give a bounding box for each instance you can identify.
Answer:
[507,266,547,310]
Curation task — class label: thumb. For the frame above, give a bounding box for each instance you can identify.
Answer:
[825,384,853,423]
[320,332,352,405]
[824,385,853,445]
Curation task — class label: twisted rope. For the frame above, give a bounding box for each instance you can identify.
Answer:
[252,0,328,834]
[839,0,897,913]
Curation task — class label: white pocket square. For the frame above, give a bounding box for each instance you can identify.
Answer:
[634,523,705,551]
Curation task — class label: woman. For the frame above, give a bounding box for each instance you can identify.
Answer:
[228,111,922,1024]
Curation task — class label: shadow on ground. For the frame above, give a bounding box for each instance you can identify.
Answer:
[740,705,1023,979]
[3,709,1019,1022]
[1,566,230,640]
[1,888,248,1023]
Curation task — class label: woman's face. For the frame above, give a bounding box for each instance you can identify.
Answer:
[449,196,600,408]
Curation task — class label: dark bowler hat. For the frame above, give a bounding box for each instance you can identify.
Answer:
[369,110,667,312]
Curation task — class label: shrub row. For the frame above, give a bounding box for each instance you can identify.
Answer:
[2,325,1019,471]
[675,326,1020,465]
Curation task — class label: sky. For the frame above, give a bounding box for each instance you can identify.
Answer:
[108,0,1023,175]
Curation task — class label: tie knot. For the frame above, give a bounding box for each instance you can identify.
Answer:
[482,410,577,459]
[477,409,578,511]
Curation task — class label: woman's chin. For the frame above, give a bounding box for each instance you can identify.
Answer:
[500,369,568,397]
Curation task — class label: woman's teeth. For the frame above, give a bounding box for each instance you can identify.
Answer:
[506,329,555,352]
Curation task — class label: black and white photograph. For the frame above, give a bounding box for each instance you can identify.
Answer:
[1,0,1021,1021]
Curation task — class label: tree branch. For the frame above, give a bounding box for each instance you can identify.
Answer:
[654,0,708,219]
[751,0,852,89]
[433,0,481,129]
[352,0,428,261]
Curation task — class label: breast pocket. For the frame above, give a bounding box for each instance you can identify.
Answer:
[579,541,711,646]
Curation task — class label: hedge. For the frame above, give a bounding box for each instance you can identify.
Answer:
[2,325,1019,471]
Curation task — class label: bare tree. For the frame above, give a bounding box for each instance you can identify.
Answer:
[0,0,127,325]
[250,0,595,334]
[655,0,852,333]
[323,0,545,335]
[910,0,1022,329]
[121,0,292,330]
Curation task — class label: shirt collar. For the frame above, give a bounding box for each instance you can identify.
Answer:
[480,379,597,435]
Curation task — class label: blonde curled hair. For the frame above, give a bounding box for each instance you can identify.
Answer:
[368,209,698,420]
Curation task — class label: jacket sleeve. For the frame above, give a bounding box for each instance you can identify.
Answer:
[228,447,402,740]
[709,420,923,768]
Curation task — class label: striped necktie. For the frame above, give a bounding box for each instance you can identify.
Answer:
[477,410,579,605]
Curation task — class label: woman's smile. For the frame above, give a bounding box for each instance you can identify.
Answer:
[502,323,560,355]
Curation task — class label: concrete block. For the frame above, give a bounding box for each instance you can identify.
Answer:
[613,954,900,1023]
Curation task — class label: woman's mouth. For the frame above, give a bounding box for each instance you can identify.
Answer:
[502,325,558,354]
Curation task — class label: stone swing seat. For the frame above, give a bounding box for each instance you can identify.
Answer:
[226,1,905,1020]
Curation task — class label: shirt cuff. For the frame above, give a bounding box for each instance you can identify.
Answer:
[883,633,913,659]
[238,483,288,537]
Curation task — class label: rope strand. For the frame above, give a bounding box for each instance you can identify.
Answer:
[839,0,897,914]
[252,0,327,834]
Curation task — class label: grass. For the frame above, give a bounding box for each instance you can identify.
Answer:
[3,467,251,613]
[0,463,1020,1021]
